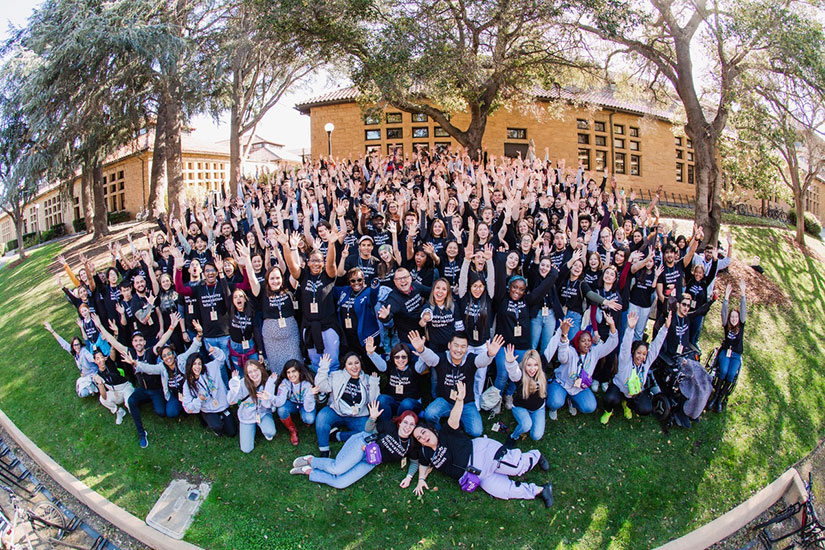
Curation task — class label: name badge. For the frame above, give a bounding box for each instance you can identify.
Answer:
[255,413,261,424]
[310,302,319,314]
[278,317,287,328]
[188,304,194,314]
[690,300,696,308]
[514,325,522,337]
[562,306,568,315]
[726,349,732,358]
[242,339,250,350]
[449,389,458,401]
[210,309,218,321]
[473,329,479,341]
[345,317,352,329]
[677,344,683,354]
[212,399,219,408]
[542,306,550,317]
[146,316,153,325]
[395,384,404,395]
[292,300,299,309]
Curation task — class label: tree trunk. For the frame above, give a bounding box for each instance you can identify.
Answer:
[165,90,184,212]
[80,165,93,233]
[91,161,109,236]
[148,95,168,212]
[761,198,767,217]
[793,189,805,244]
[229,63,243,197]
[14,211,26,261]
[688,129,722,245]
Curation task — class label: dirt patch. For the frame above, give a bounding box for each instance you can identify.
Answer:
[715,258,790,309]
[782,234,825,265]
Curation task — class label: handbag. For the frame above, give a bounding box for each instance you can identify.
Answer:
[459,467,481,492]
[363,433,382,465]
[627,368,642,396]
[479,386,502,411]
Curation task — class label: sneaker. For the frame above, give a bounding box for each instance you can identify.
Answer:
[548,409,558,421]
[318,393,329,404]
[600,410,613,425]
[568,401,577,417]
[292,455,313,468]
[539,483,554,508]
[503,395,514,410]
[503,436,517,450]
[538,453,550,472]
[319,450,330,458]
[115,408,126,425]
[590,382,600,394]
[289,465,311,475]
[621,401,633,420]
[139,432,149,449]
[329,426,342,442]
[601,382,609,393]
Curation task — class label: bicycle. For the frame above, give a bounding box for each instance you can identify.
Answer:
[752,471,825,549]
[0,484,66,550]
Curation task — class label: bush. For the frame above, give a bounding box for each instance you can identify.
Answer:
[40,223,66,243]
[22,232,39,248]
[107,210,131,225]
[72,218,86,232]
[6,239,17,251]
[788,209,822,237]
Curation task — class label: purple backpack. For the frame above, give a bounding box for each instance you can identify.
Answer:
[459,467,482,492]
[364,441,382,465]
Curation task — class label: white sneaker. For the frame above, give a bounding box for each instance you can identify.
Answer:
[601,382,609,393]
[568,401,578,416]
[115,408,126,425]
[548,409,558,420]
[591,382,600,394]
[503,394,514,410]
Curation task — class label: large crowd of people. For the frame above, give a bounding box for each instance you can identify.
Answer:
[45,145,747,506]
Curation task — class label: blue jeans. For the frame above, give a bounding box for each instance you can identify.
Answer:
[494,347,526,395]
[306,328,341,373]
[309,432,376,489]
[239,413,277,453]
[546,381,597,414]
[565,310,584,335]
[628,303,652,342]
[717,350,742,382]
[204,335,231,384]
[689,315,705,350]
[228,339,259,373]
[127,387,166,436]
[511,405,546,440]
[315,407,369,451]
[377,394,422,421]
[277,401,316,424]
[166,394,182,418]
[530,312,557,352]
[423,397,483,437]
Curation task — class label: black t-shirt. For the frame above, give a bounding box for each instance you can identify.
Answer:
[340,378,363,408]
[549,246,573,269]
[98,364,129,386]
[298,268,336,327]
[191,280,230,338]
[384,283,430,343]
[659,261,687,301]
[345,255,379,285]
[257,290,296,321]
[418,425,473,480]
[721,322,745,354]
[433,352,479,404]
[458,296,491,347]
[513,379,546,411]
[384,364,420,400]
[376,420,414,462]
[229,308,255,344]
[424,303,460,351]
[630,269,657,308]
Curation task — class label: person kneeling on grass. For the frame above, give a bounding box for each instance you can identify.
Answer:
[44,321,98,398]
[91,348,134,426]
[411,382,554,507]
[227,360,276,453]
[600,310,670,425]
[182,345,237,437]
[502,346,548,448]
[273,360,318,446]
[289,401,420,489]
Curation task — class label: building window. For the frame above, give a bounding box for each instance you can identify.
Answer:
[412,113,428,122]
[595,150,607,171]
[385,112,403,124]
[595,135,606,147]
[629,127,639,137]
[630,140,640,151]
[365,129,381,141]
[614,124,625,135]
[73,195,81,221]
[386,128,403,139]
[506,128,527,140]
[434,127,450,138]
[686,138,693,148]
[365,144,381,155]
[614,138,625,149]
[364,114,381,125]
[615,152,626,174]
[676,149,683,159]
[412,127,429,139]
[577,133,590,145]
[387,143,403,156]
[413,143,429,152]
[577,119,589,130]
[687,151,694,162]
[687,164,695,185]
[44,196,63,227]
[675,137,683,147]
[630,154,641,176]
[504,143,529,158]
[594,121,606,132]
[578,149,591,170]
[104,171,126,212]
[676,162,684,182]
[435,142,451,153]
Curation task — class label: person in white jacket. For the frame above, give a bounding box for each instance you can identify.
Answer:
[314,352,380,457]
[547,316,618,419]
[273,359,317,446]
[601,310,670,424]
[227,360,276,453]
[182,345,237,437]
[43,321,98,398]
[130,335,203,419]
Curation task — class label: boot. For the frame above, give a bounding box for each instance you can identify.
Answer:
[716,380,733,412]
[706,377,723,411]
[280,416,299,446]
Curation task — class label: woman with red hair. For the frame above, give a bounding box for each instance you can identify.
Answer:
[289,402,421,490]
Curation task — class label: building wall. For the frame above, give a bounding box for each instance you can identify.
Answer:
[805,180,824,223]
[308,101,698,199]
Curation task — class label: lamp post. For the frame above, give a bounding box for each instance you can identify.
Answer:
[324,122,335,157]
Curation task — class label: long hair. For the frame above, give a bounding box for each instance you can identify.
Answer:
[274,359,315,388]
[428,278,454,310]
[184,354,204,398]
[243,360,268,405]
[725,309,742,336]
[263,266,286,298]
[462,275,490,335]
[519,350,547,400]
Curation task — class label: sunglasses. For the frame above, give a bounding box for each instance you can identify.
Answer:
[394,354,409,360]
[349,277,364,283]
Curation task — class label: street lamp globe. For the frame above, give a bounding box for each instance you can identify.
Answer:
[324,122,335,133]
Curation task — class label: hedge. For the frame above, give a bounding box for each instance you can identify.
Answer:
[788,209,823,237]
[72,218,86,232]
[107,210,131,225]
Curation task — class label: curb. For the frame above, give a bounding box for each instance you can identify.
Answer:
[0,409,203,550]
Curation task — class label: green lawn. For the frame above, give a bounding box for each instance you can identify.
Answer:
[1,227,824,550]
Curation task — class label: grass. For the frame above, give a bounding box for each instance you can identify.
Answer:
[1,226,825,550]
[650,204,792,230]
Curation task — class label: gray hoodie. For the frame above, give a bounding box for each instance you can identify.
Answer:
[315,361,380,417]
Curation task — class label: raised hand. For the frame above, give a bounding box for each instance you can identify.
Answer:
[665,310,673,328]
[504,343,516,364]
[365,336,376,356]
[319,353,332,371]
[486,334,505,357]
[367,400,384,420]
[627,310,639,329]
[377,304,391,320]
[560,318,573,337]
[192,320,203,334]
[407,330,426,354]
[454,381,467,401]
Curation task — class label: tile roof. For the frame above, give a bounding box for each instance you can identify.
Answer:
[295,85,677,120]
